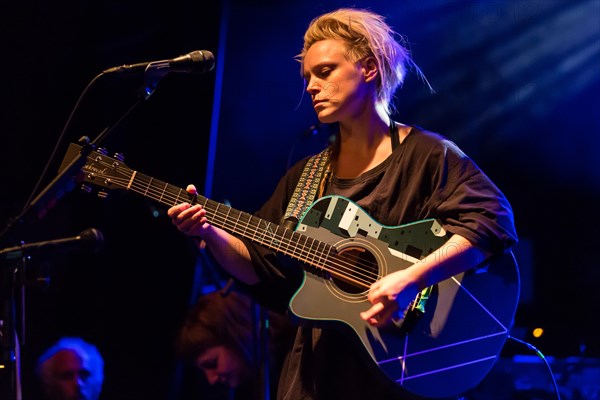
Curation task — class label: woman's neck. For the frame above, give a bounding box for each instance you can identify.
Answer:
[333,107,394,179]
[338,103,390,150]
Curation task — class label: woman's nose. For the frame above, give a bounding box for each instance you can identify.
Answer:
[306,80,321,95]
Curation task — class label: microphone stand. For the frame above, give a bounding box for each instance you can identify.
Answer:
[256,303,271,400]
[0,254,24,400]
[0,68,164,400]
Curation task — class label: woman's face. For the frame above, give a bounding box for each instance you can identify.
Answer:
[195,345,250,388]
[303,39,375,124]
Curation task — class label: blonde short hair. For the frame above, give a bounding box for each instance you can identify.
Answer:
[298,8,414,114]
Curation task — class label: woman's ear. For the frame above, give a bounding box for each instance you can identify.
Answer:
[361,56,379,83]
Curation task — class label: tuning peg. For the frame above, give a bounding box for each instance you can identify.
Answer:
[96,148,108,156]
[113,152,125,162]
[97,191,109,199]
[81,184,93,193]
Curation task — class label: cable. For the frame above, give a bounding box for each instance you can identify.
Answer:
[507,335,561,400]
[20,73,105,215]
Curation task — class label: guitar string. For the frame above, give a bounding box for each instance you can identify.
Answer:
[161,182,377,288]
[87,159,382,288]
[139,177,376,288]
[136,178,425,310]
[186,188,380,287]
[84,170,375,287]
[119,172,381,286]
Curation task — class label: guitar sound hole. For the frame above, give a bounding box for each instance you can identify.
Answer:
[333,247,379,294]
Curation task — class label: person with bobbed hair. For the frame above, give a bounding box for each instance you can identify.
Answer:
[35,336,104,400]
[176,287,293,399]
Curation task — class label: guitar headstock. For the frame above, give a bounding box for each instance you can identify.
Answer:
[60,143,133,195]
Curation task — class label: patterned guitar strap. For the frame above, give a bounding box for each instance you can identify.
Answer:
[281,147,331,230]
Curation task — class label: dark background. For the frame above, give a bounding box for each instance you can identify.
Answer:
[1,1,599,399]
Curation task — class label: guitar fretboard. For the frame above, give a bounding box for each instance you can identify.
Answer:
[126,170,367,289]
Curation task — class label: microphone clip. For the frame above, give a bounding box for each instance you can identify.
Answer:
[141,62,168,100]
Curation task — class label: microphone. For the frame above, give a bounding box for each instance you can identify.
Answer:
[0,228,104,261]
[102,50,215,75]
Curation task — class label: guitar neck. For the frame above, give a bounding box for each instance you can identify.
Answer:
[73,142,367,289]
[128,170,335,270]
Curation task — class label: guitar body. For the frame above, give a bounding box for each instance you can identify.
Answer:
[289,195,520,399]
[64,145,520,399]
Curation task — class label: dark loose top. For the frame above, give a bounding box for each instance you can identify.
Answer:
[237,125,518,399]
